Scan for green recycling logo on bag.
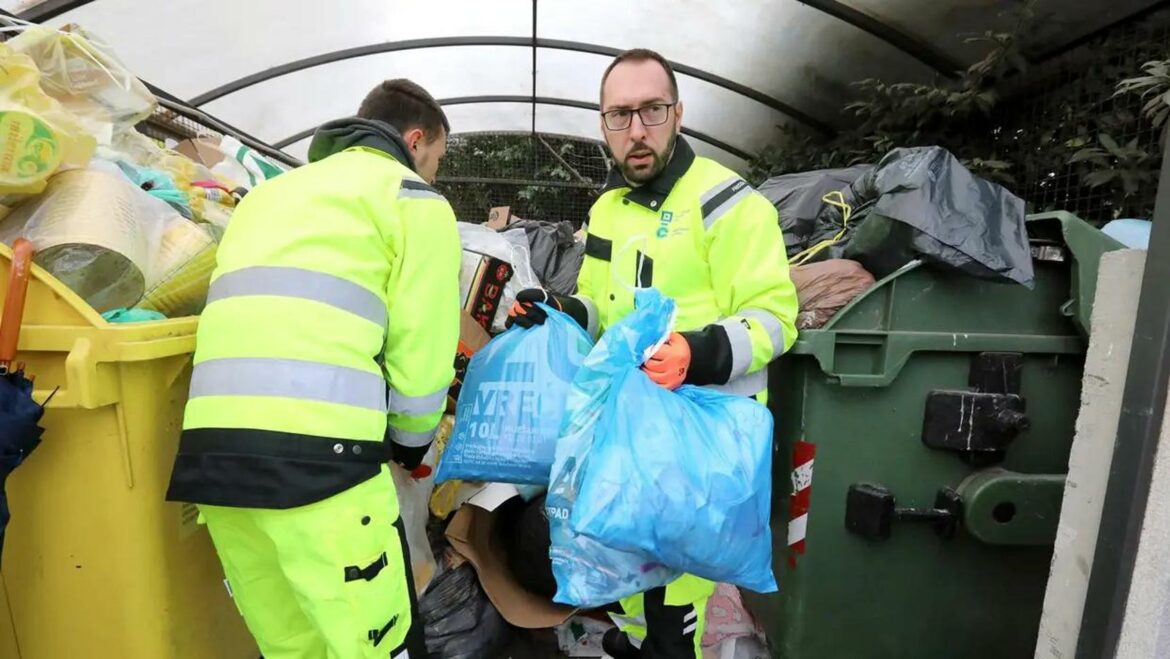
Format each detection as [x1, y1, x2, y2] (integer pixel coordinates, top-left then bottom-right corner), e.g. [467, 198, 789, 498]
[0, 110, 61, 187]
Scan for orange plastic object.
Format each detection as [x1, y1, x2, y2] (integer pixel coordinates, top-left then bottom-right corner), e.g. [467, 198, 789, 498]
[0, 238, 34, 372]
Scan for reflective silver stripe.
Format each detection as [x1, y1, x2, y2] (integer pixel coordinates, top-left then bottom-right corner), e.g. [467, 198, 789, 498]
[207, 266, 386, 327]
[703, 183, 752, 229]
[683, 605, 699, 635]
[705, 368, 768, 398]
[700, 176, 740, 208]
[388, 384, 448, 417]
[398, 179, 446, 201]
[392, 650, 410, 659]
[717, 317, 753, 380]
[574, 294, 600, 338]
[740, 308, 786, 356]
[387, 424, 437, 448]
[189, 357, 388, 412]
[609, 611, 647, 632]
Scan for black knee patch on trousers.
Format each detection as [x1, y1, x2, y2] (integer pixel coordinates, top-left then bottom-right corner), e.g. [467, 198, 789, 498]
[640, 586, 700, 659]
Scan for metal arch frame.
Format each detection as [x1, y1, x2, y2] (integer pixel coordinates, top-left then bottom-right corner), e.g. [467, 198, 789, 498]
[12, 0, 95, 22]
[273, 95, 755, 162]
[1030, 0, 1170, 63]
[186, 36, 836, 135]
[794, 0, 963, 75]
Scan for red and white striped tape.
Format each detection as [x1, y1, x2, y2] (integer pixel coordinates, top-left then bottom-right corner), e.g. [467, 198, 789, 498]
[787, 440, 816, 569]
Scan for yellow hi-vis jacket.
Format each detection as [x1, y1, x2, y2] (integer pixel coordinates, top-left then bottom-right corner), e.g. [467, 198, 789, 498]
[167, 118, 461, 509]
[573, 138, 798, 399]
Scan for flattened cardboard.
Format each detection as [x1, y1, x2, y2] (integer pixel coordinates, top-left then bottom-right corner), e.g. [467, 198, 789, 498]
[175, 137, 227, 168]
[446, 503, 576, 629]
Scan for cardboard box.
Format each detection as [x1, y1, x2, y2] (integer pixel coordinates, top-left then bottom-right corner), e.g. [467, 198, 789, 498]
[446, 499, 576, 629]
[459, 252, 513, 331]
[175, 137, 227, 169]
[486, 206, 512, 230]
[447, 311, 491, 413]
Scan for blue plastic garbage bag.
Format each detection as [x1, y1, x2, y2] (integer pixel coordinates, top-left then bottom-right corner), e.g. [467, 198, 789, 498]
[437, 304, 593, 485]
[572, 351, 778, 593]
[566, 289, 776, 592]
[547, 289, 681, 608]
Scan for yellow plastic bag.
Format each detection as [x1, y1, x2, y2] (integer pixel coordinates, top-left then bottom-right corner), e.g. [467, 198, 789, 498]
[157, 155, 238, 229]
[7, 24, 157, 142]
[0, 42, 95, 209]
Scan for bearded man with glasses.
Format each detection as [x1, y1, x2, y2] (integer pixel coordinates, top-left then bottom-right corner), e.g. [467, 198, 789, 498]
[508, 48, 798, 658]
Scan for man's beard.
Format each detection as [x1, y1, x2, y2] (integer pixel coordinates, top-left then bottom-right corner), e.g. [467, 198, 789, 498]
[620, 131, 677, 185]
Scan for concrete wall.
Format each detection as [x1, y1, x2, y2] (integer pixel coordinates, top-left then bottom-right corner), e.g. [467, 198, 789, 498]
[1035, 250, 1146, 658]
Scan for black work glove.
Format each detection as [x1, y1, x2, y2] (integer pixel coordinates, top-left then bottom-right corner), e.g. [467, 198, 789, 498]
[506, 288, 561, 329]
[506, 288, 593, 333]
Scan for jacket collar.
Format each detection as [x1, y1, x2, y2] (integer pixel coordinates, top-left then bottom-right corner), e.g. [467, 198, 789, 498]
[306, 117, 417, 172]
[601, 137, 696, 210]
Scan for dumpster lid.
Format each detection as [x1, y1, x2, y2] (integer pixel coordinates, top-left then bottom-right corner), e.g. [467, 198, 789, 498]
[1026, 212, 1125, 338]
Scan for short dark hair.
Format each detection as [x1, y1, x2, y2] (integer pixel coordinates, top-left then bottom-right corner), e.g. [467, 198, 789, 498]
[599, 48, 679, 105]
[358, 79, 450, 141]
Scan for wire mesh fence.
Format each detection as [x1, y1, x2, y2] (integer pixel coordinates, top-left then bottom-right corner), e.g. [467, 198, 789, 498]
[989, 9, 1169, 222]
[138, 108, 224, 144]
[435, 132, 611, 226]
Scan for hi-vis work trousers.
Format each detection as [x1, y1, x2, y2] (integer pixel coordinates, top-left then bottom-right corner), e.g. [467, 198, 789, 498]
[198, 467, 424, 659]
[612, 574, 716, 658]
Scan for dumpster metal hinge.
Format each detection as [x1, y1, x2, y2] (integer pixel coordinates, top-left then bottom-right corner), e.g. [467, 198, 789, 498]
[921, 352, 1030, 464]
[845, 482, 962, 542]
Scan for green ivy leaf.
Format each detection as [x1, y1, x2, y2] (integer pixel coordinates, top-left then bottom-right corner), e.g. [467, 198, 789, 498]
[1084, 170, 1118, 187]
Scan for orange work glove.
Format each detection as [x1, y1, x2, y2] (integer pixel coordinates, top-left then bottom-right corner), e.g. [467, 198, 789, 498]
[642, 332, 692, 390]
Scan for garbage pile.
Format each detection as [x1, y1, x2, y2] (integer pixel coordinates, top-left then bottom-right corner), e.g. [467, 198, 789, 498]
[761, 146, 1037, 331]
[761, 146, 1033, 287]
[0, 24, 287, 320]
[406, 209, 773, 657]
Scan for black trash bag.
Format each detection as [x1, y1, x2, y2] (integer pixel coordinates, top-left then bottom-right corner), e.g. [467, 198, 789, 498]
[789, 147, 1033, 287]
[500, 220, 585, 296]
[496, 494, 557, 600]
[757, 165, 874, 258]
[844, 147, 1033, 287]
[799, 168, 881, 263]
[420, 535, 513, 659]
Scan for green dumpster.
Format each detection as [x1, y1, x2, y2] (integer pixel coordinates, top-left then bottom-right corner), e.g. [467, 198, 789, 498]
[746, 213, 1123, 658]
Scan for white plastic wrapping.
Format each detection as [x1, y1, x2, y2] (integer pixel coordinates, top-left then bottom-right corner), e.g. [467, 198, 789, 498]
[390, 433, 444, 597]
[0, 166, 171, 313]
[457, 222, 539, 332]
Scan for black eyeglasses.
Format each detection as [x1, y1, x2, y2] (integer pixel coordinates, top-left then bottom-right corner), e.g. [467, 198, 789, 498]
[601, 103, 676, 131]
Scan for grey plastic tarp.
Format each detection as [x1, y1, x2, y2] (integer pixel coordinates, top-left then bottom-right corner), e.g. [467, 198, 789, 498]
[760, 146, 1034, 287]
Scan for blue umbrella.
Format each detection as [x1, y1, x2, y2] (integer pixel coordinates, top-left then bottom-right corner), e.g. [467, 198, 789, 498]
[0, 238, 47, 562]
[0, 367, 47, 561]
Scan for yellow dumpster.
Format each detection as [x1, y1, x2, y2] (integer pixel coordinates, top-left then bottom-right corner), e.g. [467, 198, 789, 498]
[0, 243, 256, 658]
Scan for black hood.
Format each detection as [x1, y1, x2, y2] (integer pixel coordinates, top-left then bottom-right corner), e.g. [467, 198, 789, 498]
[306, 117, 416, 171]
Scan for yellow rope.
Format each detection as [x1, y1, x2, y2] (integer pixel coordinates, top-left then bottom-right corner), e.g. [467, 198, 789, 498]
[791, 191, 854, 266]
